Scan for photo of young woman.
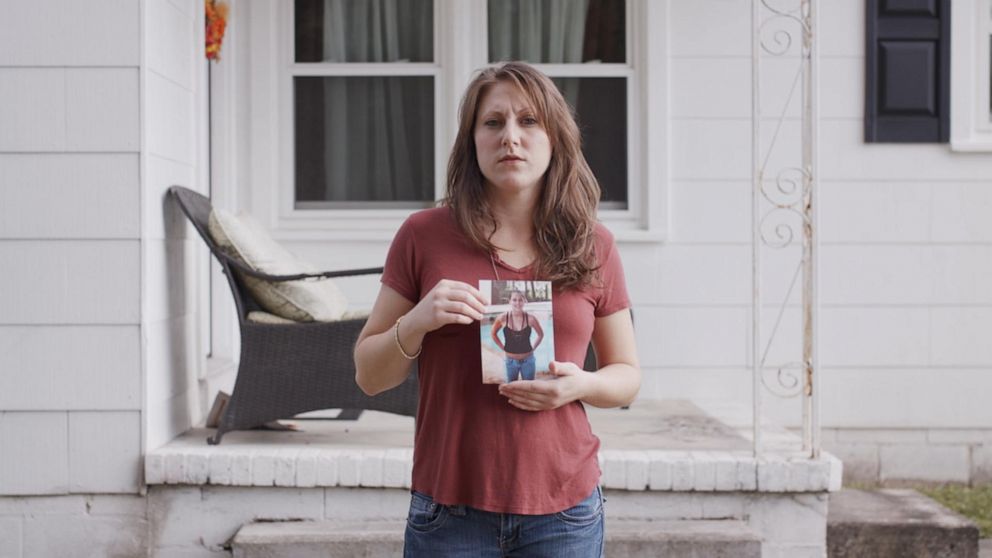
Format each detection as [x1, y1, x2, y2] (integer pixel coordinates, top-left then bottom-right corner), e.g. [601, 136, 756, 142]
[480, 280, 554, 383]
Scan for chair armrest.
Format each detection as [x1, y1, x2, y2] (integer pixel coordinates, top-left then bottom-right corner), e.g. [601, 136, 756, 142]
[215, 251, 383, 282]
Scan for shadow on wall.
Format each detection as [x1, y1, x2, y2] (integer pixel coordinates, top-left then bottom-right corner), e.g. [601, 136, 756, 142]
[153, 187, 208, 447]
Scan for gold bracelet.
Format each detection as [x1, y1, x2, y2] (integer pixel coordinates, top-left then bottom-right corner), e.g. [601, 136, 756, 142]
[394, 315, 422, 359]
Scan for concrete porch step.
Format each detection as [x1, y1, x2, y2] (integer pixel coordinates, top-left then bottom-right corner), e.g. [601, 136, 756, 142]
[231, 518, 762, 558]
[606, 519, 762, 557]
[828, 489, 979, 558]
[232, 520, 405, 558]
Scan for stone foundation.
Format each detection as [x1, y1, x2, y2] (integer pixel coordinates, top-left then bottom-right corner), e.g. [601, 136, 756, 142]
[821, 428, 992, 486]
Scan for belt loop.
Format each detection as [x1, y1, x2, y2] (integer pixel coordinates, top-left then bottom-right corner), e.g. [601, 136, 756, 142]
[448, 504, 467, 516]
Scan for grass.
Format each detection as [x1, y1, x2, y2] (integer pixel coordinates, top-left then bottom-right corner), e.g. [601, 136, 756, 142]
[919, 485, 992, 538]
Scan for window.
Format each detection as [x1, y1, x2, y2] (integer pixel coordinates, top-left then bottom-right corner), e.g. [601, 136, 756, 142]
[292, 0, 629, 209]
[230, 0, 666, 239]
[293, 0, 436, 209]
[951, 0, 992, 150]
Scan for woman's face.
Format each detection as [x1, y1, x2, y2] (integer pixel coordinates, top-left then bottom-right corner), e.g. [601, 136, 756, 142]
[474, 81, 552, 197]
[509, 292, 527, 311]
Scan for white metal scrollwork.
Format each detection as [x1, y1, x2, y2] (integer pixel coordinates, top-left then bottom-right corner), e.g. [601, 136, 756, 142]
[752, 0, 819, 458]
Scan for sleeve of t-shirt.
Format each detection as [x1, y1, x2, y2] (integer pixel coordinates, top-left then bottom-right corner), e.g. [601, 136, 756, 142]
[381, 216, 420, 304]
[594, 227, 631, 318]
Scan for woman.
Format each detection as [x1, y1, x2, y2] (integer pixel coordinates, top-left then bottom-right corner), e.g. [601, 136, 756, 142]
[490, 289, 545, 382]
[354, 61, 639, 557]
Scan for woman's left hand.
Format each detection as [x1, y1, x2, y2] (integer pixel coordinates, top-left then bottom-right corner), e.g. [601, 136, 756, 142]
[497, 361, 589, 411]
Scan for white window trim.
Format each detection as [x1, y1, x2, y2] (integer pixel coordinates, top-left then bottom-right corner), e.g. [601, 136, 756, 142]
[951, 0, 992, 151]
[220, 0, 668, 242]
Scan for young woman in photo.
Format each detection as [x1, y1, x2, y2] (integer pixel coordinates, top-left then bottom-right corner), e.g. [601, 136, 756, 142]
[354, 61, 640, 557]
[490, 289, 546, 382]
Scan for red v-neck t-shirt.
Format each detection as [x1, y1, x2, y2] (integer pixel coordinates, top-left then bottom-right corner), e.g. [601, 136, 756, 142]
[381, 207, 630, 514]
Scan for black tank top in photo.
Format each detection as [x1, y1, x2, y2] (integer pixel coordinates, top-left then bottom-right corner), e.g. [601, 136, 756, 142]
[503, 311, 533, 354]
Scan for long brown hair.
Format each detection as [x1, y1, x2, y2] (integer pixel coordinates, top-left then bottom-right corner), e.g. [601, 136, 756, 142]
[443, 61, 601, 290]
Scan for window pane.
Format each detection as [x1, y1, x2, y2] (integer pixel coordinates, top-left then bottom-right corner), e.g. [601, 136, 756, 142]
[294, 76, 434, 206]
[295, 0, 433, 63]
[488, 0, 625, 63]
[552, 77, 627, 205]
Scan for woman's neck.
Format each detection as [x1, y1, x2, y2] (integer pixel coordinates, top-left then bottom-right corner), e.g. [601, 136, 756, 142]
[508, 309, 525, 328]
[492, 205, 534, 233]
[487, 189, 537, 258]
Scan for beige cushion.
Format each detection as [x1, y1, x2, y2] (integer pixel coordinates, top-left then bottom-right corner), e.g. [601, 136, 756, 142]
[247, 309, 370, 324]
[246, 311, 297, 324]
[208, 209, 348, 322]
[340, 309, 370, 320]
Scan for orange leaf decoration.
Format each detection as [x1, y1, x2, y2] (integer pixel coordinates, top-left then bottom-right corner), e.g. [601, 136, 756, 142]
[205, 0, 229, 61]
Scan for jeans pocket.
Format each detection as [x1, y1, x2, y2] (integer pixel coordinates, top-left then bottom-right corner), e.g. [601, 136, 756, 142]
[554, 486, 604, 527]
[406, 491, 448, 533]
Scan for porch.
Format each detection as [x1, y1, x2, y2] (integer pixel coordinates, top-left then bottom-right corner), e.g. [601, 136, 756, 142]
[147, 400, 840, 492]
[146, 400, 841, 556]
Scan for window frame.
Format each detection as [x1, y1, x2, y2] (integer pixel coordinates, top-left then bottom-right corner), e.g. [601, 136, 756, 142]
[229, 0, 668, 241]
[951, 0, 992, 151]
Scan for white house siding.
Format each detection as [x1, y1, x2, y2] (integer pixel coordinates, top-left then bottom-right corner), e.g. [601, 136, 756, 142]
[0, 0, 143, 498]
[661, 0, 992, 484]
[0, 0, 207, 552]
[143, 0, 211, 453]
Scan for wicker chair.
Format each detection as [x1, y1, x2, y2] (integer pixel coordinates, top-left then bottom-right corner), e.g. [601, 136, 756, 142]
[168, 186, 419, 444]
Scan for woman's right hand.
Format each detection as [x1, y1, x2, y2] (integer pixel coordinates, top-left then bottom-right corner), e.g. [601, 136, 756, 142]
[404, 279, 487, 336]
[355, 280, 487, 396]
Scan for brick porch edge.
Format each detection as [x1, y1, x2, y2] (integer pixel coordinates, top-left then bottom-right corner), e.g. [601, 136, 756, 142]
[145, 447, 843, 493]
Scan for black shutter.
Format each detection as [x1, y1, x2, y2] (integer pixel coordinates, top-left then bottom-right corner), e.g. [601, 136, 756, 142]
[865, 0, 950, 143]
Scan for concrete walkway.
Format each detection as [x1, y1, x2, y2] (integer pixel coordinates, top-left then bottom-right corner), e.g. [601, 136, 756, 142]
[981, 539, 992, 558]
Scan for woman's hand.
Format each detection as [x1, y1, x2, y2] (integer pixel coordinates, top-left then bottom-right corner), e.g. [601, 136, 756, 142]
[404, 279, 487, 338]
[497, 360, 589, 411]
[495, 309, 641, 410]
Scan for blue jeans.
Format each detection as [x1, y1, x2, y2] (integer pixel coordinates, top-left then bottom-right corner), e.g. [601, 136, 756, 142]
[505, 354, 536, 382]
[404, 486, 605, 557]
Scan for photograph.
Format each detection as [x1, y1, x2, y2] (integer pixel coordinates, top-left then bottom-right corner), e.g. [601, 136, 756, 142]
[479, 280, 556, 384]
